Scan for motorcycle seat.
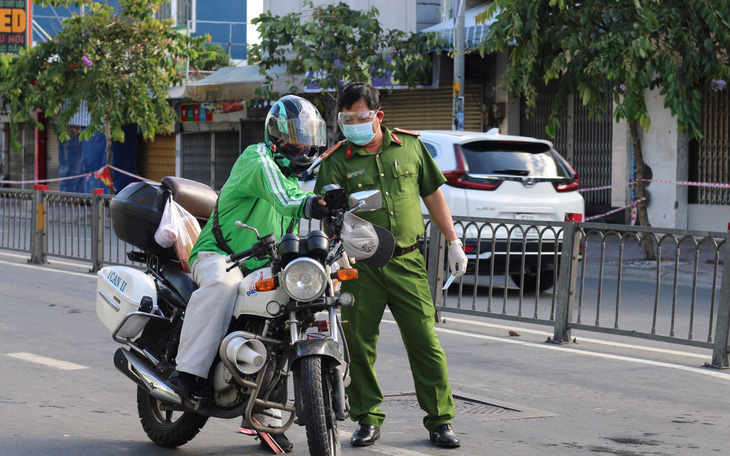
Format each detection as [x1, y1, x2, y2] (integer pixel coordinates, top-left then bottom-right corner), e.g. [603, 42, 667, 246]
[161, 176, 218, 227]
[160, 260, 198, 307]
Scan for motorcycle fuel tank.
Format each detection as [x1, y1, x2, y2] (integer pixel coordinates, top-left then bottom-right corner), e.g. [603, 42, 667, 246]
[233, 268, 288, 318]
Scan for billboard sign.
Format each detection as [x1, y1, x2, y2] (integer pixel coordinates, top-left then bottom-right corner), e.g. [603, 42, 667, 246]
[0, 0, 32, 54]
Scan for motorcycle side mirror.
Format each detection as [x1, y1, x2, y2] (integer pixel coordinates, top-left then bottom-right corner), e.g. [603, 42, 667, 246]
[349, 190, 382, 213]
[235, 221, 260, 238]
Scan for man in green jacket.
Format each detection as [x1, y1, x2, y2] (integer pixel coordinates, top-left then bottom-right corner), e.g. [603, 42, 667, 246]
[169, 95, 329, 453]
[314, 83, 468, 449]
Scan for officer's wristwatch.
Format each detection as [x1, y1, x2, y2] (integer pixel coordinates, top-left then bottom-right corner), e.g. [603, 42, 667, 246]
[447, 239, 463, 247]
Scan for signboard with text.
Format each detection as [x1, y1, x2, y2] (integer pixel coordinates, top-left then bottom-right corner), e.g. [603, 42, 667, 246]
[0, 0, 32, 54]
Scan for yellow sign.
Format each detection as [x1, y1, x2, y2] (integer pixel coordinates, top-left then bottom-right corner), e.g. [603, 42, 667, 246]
[452, 82, 461, 97]
[0, 1, 31, 54]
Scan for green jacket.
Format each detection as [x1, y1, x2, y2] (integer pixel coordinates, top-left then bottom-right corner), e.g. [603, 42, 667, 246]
[190, 143, 313, 270]
[314, 125, 446, 249]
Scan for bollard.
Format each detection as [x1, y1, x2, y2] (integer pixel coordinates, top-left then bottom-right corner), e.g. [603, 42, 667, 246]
[90, 188, 105, 273]
[550, 213, 582, 344]
[29, 185, 49, 264]
[707, 224, 730, 369]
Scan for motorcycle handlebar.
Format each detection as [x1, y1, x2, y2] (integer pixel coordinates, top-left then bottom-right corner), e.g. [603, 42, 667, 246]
[226, 248, 253, 264]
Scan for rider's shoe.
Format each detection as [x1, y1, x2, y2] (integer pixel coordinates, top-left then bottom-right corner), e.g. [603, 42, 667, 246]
[167, 371, 200, 399]
[259, 432, 293, 453]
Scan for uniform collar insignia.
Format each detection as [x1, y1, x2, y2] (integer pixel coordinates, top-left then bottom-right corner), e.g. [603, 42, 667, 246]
[345, 146, 354, 160]
[391, 131, 402, 145]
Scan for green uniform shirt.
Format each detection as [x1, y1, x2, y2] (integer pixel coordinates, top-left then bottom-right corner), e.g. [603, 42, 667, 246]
[314, 125, 446, 249]
[190, 143, 312, 270]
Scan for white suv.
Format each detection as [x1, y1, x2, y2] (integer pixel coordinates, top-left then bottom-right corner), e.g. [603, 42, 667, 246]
[300, 129, 584, 291]
[419, 129, 585, 291]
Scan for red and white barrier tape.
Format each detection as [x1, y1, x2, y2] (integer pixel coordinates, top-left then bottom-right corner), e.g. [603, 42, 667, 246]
[579, 178, 730, 193]
[579, 181, 637, 192]
[0, 172, 94, 185]
[640, 178, 730, 189]
[1, 166, 155, 186]
[107, 165, 158, 184]
[585, 197, 646, 222]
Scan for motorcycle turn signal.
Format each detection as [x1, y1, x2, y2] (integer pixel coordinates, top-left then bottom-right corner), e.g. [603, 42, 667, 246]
[332, 269, 358, 282]
[255, 277, 278, 292]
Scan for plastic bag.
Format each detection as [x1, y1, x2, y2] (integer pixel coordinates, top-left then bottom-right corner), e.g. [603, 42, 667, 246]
[154, 198, 201, 271]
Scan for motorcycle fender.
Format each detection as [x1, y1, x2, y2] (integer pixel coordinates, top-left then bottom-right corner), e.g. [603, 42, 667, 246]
[290, 339, 342, 369]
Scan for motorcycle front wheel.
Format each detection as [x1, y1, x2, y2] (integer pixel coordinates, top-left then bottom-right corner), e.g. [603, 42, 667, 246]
[136, 387, 208, 447]
[299, 356, 340, 455]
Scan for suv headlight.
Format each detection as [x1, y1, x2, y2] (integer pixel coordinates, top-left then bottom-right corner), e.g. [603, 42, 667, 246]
[281, 258, 327, 301]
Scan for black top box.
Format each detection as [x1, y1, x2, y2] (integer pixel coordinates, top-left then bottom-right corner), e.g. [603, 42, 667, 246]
[110, 181, 176, 258]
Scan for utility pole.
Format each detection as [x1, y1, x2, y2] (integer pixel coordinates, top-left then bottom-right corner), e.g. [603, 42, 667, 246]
[452, 0, 465, 131]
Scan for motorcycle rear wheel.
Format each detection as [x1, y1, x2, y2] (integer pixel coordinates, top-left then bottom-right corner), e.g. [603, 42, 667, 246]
[136, 387, 208, 447]
[299, 356, 340, 456]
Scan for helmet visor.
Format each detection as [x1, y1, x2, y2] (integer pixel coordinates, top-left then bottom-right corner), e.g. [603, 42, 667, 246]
[267, 116, 326, 147]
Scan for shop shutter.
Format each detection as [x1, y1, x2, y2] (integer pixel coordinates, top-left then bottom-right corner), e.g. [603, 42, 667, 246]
[379, 83, 484, 132]
[181, 133, 212, 187]
[213, 132, 240, 191]
[140, 134, 175, 183]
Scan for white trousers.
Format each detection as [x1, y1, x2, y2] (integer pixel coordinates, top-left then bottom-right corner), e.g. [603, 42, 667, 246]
[175, 252, 282, 427]
[176, 252, 242, 378]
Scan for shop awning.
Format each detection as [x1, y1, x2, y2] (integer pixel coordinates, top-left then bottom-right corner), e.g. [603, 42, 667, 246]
[182, 65, 287, 102]
[420, 6, 497, 50]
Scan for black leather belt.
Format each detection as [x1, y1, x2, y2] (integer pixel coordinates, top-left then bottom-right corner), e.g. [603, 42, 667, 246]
[392, 243, 419, 258]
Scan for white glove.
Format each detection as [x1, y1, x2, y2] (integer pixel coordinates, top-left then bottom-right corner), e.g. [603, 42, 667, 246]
[448, 239, 468, 277]
[336, 251, 355, 269]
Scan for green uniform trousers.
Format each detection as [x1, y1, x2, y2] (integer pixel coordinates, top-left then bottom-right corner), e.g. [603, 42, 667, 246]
[341, 249, 455, 430]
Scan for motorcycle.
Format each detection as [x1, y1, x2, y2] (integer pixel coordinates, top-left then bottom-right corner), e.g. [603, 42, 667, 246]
[95, 176, 393, 455]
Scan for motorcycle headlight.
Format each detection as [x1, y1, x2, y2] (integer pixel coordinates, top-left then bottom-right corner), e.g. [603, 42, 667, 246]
[281, 258, 327, 301]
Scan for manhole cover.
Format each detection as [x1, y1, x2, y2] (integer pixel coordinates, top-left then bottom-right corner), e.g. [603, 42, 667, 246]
[380, 392, 555, 421]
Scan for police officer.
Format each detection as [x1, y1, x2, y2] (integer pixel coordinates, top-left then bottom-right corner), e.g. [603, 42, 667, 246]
[314, 83, 468, 449]
[169, 95, 329, 453]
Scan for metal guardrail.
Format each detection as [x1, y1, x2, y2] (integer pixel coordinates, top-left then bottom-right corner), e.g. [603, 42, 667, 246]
[1, 188, 729, 368]
[0, 188, 135, 271]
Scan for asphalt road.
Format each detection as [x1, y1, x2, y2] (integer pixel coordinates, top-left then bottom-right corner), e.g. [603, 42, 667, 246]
[1, 251, 729, 456]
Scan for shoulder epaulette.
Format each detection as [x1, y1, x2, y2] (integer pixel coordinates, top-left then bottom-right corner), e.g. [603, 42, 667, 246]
[320, 141, 345, 161]
[393, 128, 421, 136]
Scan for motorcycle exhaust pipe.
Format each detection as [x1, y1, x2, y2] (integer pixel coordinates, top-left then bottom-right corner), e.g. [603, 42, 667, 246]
[113, 348, 183, 405]
[219, 332, 267, 375]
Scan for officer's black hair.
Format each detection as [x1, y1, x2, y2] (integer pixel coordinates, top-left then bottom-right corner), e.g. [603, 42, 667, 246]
[338, 83, 381, 111]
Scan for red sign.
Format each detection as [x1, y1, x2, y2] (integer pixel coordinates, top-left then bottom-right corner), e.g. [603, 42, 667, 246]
[0, 0, 31, 54]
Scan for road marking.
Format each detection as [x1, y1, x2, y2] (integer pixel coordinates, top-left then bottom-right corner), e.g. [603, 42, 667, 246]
[6, 352, 88, 371]
[0, 259, 95, 279]
[381, 320, 730, 380]
[339, 431, 428, 456]
[438, 315, 710, 360]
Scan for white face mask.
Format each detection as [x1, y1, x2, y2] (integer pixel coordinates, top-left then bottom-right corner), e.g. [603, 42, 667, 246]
[341, 120, 376, 146]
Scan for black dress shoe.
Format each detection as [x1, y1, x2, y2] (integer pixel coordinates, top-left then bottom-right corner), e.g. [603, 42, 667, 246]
[259, 432, 293, 453]
[351, 424, 380, 447]
[429, 423, 461, 448]
[168, 371, 199, 399]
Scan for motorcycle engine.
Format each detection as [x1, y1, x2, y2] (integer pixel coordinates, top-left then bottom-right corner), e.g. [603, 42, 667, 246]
[211, 361, 250, 407]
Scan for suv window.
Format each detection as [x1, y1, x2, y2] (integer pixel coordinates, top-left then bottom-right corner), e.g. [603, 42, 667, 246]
[423, 141, 439, 159]
[461, 141, 569, 178]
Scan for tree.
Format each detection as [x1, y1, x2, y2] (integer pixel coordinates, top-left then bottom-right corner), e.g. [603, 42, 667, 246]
[248, 0, 444, 146]
[2, 0, 207, 169]
[190, 43, 232, 71]
[477, 0, 730, 259]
